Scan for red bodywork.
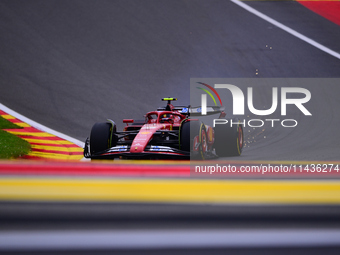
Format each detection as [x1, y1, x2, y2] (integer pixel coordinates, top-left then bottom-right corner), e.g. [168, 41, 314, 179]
[125, 110, 185, 154]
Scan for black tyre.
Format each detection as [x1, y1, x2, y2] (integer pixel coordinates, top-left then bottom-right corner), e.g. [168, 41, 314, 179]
[214, 119, 243, 157]
[180, 120, 206, 159]
[90, 122, 114, 155]
[197, 122, 208, 160]
[179, 120, 190, 152]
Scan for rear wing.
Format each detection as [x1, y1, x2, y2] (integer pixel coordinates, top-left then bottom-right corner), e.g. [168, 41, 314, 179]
[189, 106, 225, 116]
[157, 99, 225, 116]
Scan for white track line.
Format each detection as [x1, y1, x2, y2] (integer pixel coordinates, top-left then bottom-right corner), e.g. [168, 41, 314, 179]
[0, 103, 84, 148]
[1, 229, 340, 250]
[230, 0, 340, 60]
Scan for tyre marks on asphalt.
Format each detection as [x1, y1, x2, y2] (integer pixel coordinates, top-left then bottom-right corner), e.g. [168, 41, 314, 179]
[0, 110, 83, 160]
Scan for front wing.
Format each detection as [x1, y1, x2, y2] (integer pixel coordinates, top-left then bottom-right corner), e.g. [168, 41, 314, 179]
[83, 139, 190, 159]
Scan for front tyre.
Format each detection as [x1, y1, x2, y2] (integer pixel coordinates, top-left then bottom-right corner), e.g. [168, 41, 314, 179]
[179, 119, 190, 152]
[90, 122, 116, 155]
[180, 120, 206, 159]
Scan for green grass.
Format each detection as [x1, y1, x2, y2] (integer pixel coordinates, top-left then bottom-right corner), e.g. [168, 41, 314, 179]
[0, 116, 31, 159]
[0, 115, 20, 129]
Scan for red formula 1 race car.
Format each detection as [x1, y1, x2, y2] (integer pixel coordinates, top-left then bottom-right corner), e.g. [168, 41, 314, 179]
[83, 98, 243, 160]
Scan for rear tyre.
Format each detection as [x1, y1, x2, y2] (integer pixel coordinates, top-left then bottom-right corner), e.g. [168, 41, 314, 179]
[214, 119, 243, 157]
[90, 122, 114, 155]
[198, 122, 207, 160]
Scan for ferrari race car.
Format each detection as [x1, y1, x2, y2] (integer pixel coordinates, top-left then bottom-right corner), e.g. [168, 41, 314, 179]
[83, 98, 243, 160]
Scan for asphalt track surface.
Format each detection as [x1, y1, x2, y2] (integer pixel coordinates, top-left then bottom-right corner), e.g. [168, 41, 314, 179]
[1, 0, 340, 254]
